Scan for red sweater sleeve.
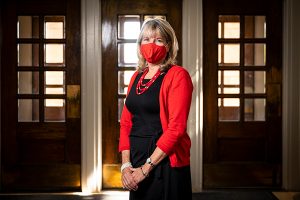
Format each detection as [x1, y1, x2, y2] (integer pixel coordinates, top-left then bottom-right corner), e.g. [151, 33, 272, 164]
[156, 69, 193, 155]
[119, 104, 133, 152]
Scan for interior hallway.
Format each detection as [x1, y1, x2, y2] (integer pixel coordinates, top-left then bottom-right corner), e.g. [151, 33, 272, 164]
[1, 0, 300, 196]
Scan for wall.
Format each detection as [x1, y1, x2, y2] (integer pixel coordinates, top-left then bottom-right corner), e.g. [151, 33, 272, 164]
[81, 0, 102, 193]
[283, 0, 300, 191]
[182, 0, 203, 192]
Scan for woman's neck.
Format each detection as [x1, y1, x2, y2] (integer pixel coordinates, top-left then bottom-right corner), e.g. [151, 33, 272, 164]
[148, 64, 160, 72]
[145, 64, 160, 79]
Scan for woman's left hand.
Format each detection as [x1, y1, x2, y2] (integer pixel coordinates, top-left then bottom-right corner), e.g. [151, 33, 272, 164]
[131, 167, 147, 184]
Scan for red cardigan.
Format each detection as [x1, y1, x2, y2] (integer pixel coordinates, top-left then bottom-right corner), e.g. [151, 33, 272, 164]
[119, 65, 193, 167]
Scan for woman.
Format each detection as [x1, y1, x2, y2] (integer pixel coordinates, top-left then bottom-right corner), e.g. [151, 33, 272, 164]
[119, 18, 193, 200]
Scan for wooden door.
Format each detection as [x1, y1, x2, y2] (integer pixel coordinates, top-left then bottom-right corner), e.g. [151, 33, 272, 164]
[203, 0, 282, 188]
[101, 0, 182, 188]
[1, 0, 81, 191]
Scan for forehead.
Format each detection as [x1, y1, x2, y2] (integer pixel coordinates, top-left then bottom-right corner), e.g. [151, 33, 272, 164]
[142, 26, 163, 38]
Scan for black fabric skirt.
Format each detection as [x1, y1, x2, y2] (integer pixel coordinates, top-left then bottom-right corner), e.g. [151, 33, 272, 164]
[129, 133, 192, 200]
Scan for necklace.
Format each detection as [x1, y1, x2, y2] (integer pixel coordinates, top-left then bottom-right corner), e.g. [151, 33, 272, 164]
[136, 67, 162, 95]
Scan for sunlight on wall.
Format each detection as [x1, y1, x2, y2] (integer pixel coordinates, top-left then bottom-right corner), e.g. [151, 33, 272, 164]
[81, 166, 102, 194]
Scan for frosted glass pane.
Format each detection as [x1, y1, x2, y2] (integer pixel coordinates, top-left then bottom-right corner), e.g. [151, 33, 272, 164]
[45, 99, 65, 122]
[18, 72, 39, 94]
[224, 98, 240, 107]
[219, 98, 240, 121]
[45, 22, 64, 39]
[244, 71, 266, 94]
[45, 44, 65, 66]
[118, 43, 138, 66]
[118, 70, 135, 94]
[219, 44, 240, 66]
[18, 44, 39, 66]
[218, 23, 222, 38]
[218, 70, 240, 94]
[218, 15, 240, 39]
[245, 16, 266, 38]
[45, 88, 64, 94]
[224, 44, 240, 64]
[224, 70, 239, 85]
[118, 15, 140, 39]
[18, 16, 39, 39]
[245, 98, 266, 121]
[224, 22, 240, 38]
[44, 16, 65, 39]
[45, 71, 64, 85]
[18, 99, 39, 122]
[244, 43, 266, 66]
[223, 88, 240, 94]
[45, 99, 64, 107]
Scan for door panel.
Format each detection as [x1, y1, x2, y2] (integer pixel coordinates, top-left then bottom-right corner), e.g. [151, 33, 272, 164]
[101, 0, 182, 189]
[203, 0, 282, 188]
[1, 0, 81, 191]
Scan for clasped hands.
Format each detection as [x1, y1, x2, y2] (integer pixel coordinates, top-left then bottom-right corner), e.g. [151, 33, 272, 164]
[121, 166, 148, 191]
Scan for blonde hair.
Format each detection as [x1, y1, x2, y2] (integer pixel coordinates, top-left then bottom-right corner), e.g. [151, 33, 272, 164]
[137, 18, 179, 72]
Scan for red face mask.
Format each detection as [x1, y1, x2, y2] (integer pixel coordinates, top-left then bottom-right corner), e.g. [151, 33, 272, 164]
[140, 43, 167, 64]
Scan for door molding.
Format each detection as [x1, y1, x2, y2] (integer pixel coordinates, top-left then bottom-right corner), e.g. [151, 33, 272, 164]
[183, 0, 203, 192]
[81, 0, 102, 193]
[283, 0, 300, 190]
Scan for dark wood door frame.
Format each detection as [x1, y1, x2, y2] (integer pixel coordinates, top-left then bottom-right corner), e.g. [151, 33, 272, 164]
[203, 0, 282, 188]
[0, 0, 81, 192]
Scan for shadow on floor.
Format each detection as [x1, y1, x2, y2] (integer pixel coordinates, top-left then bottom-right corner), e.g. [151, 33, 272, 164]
[294, 193, 300, 200]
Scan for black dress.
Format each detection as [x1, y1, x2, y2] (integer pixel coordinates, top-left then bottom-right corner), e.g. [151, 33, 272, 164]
[125, 71, 192, 200]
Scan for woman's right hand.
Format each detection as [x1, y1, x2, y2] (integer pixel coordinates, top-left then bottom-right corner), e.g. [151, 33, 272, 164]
[121, 167, 138, 191]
